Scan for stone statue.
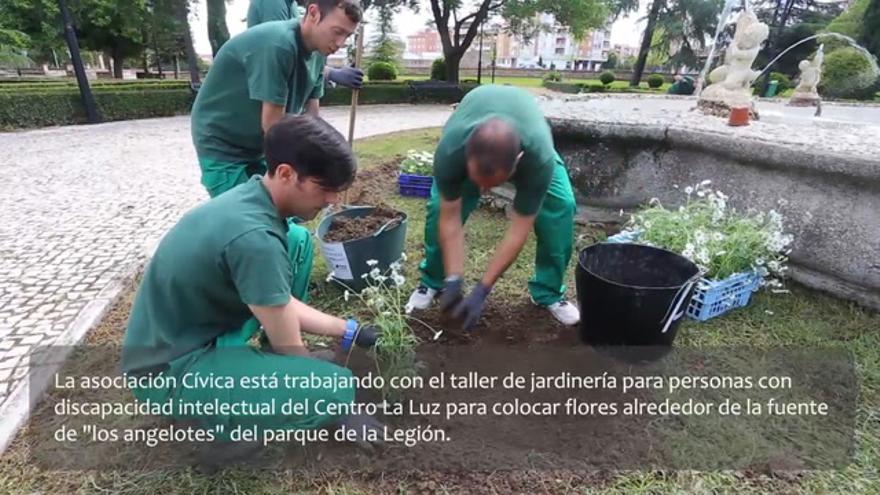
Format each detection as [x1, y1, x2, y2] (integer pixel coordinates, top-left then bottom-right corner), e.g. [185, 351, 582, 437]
[698, 11, 770, 118]
[789, 45, 824, 111]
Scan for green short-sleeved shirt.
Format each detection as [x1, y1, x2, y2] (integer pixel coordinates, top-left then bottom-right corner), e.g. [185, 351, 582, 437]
[122, 177, 292, 374]
[247, 0, 294, 27]
[433, 85, 557, 216]
[191, 19, 326, 162]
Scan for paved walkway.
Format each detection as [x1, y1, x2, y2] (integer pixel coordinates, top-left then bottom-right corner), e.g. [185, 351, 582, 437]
[0, 104, 452, 450]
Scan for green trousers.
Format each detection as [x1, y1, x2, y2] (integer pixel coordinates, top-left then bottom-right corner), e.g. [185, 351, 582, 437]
[199, 156, 313, 302]
[418, 153, 576, 306]
[133, 318, 355, 439]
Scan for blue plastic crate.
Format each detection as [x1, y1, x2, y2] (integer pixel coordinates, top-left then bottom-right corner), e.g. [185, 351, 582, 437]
[604, 230, 762, 321]
[398, 173, 433, 198]
[686, 270, 762, 321]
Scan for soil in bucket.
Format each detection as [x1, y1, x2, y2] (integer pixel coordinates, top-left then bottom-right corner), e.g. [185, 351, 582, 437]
[323, 204, 405, 242]
[576, 243, 700, 359]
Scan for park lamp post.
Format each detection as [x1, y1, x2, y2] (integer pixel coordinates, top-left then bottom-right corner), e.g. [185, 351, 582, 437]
[58, 0, 101, 123]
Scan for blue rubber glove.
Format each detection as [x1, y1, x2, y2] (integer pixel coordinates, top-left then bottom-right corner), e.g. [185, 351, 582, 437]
[451, 282, 491, 331]
[328, 67, 364, 89]
[438, 277, 464, 314]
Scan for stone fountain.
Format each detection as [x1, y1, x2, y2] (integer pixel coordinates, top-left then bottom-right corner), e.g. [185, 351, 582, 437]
[697, 11, 770, 118]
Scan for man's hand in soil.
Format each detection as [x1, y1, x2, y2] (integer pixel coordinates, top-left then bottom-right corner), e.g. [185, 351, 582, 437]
[438, 277, 464, 314]
[355, 324, 380, 348]
[451, 282, 491, 331]
[327, 67, 364, 89]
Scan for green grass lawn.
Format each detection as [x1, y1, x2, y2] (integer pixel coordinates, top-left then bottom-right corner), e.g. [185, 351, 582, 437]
[1, 128, 876, 493]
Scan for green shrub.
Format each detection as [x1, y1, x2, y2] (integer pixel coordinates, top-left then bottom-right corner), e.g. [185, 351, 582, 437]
[430, 58, 446, 81]
[768, 71, 793, 92]
[584, 83, 606, 92]
[367, 61, 398, 81]
[542, 70, 563, 83]
[599, 71, 615, 86]
[647, 73, 665, 88]
[820, 47, 879, 100]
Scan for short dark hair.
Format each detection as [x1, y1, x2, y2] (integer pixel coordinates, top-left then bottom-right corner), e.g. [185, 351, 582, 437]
[464, 118, 521, 177]
[307, 0, 362, 23]
[265, 115, 357, 191]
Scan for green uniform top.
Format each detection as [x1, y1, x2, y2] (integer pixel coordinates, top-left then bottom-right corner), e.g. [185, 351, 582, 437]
[122, 177, 292, 374]
[433, 85, 557, 216]
[247, 0, 297, 27]
[191, 19, 326, 162]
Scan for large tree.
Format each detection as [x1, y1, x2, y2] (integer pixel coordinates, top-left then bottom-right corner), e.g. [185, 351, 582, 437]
[206, 0, 230, 56]
[628, 0, 721, 86]
[0, 0, 65, 66]
[864, 0, 880, 58]
[72, 0, 148, 78]
[368, 3, 405, 68]
[424, 0, 609, 83]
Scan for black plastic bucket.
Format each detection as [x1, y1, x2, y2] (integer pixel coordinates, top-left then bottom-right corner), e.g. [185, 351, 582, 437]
[316, 206, 408, 293]
[576, 243, 701, 349]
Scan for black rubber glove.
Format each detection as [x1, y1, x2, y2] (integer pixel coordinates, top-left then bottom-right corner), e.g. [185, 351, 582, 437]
[328, 67, 364, 89]
[438, 277, 464, 314]
[355, 324, 380, 348]
[452, 282, 491, 331]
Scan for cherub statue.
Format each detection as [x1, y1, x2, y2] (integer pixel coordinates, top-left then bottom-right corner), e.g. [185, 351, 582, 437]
[790, 45, 824, 107]
[698, 11, 770, 116]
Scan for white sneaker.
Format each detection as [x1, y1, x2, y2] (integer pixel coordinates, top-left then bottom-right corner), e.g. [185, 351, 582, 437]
[546, 300, 581, 326]
[406, 285, 437, 313]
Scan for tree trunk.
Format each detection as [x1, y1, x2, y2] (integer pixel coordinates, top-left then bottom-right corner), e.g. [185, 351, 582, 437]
[174, 55, 180, 79]
[630, 0, 664, 87]
[177, 2, 201, 84]
[207, 0, 230, 57]
[445, 51, 462, 83]
[112, 45, 124, 79]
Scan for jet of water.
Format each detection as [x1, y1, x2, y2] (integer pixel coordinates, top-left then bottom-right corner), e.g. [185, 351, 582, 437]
[754, 32, 880, 83]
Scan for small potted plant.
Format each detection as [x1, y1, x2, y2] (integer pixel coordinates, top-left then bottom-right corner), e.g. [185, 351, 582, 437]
[606, 180, 793, 321]
[398, 150, 434, 198]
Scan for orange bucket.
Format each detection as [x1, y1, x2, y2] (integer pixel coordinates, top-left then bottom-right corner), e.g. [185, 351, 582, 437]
[728, 107, 750, 126]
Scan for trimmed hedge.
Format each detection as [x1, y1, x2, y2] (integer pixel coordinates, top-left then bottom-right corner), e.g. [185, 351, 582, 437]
[542, 80, 583, 93]
[0, 81, 478, 129]
[599, 71, 615, 85]
[0, 88, 193, 129]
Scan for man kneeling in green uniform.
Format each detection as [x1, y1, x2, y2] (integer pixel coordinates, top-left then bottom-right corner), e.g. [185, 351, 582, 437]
[123, 115, 380, 463]
[190, 0, 362, 301]
[406, 85, 581, 328]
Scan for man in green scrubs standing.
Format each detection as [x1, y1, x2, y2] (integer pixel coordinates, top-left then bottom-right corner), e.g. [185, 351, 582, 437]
[190, 0, 362, 302]
[406, 85, 581, 328]
[246, 0, 364, 89]
[124, 115, 380, 461]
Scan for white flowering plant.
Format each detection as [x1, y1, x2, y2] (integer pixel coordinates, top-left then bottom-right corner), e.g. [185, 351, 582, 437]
[327, 253, 422, 399]
[399, 149, 434, 176]
[625, 181, 793, 288]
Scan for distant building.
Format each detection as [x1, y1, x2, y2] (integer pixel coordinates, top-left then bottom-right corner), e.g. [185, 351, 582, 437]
[494, 14, 612, 70]
[406, 28, 441, 55]
[612, 44, 639, 59]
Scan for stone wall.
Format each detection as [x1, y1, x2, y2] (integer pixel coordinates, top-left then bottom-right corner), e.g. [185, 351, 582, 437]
[546, 108, 880, 311]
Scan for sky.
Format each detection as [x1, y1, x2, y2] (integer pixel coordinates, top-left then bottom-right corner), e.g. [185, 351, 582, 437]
[190, 0, 649, 57]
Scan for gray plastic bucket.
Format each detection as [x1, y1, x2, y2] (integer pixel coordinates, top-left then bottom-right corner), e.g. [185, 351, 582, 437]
[316, 206, 408, 292]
